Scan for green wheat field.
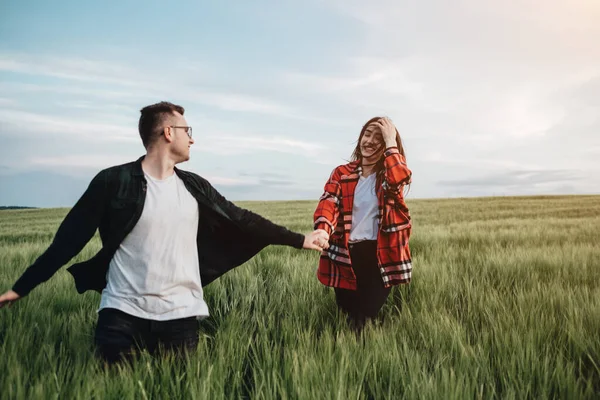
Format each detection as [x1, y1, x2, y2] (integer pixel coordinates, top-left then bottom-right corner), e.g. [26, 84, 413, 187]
[1, 196, 599, 399]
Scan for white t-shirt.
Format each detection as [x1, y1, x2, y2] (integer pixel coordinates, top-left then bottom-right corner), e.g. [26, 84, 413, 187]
[99, 172, 209, 321]
[349, 173, 379, 242]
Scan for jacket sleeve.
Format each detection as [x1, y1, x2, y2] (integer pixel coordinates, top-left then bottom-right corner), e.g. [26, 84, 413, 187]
[203, 180, 305, 249]
[382, 147, 412, 202]
[313, 167, 342, 236]
[12, 170, 108, 297]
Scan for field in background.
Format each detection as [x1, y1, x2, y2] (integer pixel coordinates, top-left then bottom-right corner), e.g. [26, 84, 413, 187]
[1, 195, 599, 399]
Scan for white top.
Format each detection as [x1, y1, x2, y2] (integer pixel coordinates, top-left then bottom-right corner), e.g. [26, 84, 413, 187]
[349, 173, 379, 242]
[99, 172, 209, 321]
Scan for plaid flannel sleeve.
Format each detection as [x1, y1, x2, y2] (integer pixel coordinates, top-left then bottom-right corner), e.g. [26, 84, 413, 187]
[382, 147, 412, 199]
[313, 168, 342, 236]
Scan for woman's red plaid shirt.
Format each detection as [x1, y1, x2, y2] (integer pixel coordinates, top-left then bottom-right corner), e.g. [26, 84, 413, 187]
[314, 147, 412, 290]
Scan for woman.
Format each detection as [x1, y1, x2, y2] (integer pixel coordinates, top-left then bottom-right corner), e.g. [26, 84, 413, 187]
[313, 117, 412, 331]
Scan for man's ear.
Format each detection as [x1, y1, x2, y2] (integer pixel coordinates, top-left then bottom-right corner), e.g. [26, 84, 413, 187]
[163, 126, 173, 143]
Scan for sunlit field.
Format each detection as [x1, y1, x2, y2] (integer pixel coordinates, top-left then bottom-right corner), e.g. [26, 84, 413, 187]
[1, 195, 599, 399]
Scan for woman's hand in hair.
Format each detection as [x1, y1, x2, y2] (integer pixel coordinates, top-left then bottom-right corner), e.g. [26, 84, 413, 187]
[376, 117, 398, 149]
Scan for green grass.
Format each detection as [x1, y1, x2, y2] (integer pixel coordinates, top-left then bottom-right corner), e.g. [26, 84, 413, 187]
[1, 195, 599, 399]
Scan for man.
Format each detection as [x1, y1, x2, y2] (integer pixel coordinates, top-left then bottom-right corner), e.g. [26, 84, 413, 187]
[0, 101, 329, 363]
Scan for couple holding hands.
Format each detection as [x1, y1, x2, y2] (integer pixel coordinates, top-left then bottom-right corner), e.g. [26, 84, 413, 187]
[0, 101, 412, 364]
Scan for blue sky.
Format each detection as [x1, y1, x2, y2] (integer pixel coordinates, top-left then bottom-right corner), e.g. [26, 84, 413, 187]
[1, 0, 599, 207]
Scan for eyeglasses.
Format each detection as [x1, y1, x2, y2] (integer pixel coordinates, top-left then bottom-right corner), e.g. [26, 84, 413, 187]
[169, 126, 193, 138]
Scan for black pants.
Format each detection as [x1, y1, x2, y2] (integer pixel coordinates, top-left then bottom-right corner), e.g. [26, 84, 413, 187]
[334, 240, 391, 331]
[94, 308, 200, 364]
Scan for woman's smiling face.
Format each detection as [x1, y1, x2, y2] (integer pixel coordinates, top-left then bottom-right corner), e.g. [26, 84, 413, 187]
[360, 122, 384, 160]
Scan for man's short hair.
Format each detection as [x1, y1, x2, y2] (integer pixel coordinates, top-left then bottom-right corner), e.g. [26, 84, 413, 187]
[138, 101, 185, 148]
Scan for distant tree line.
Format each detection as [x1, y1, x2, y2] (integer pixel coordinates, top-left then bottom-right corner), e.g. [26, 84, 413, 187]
[0, 206, 37, 210]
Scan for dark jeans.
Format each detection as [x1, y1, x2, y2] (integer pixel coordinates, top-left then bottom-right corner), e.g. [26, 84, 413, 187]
[94, 308, 200, 364]
[334, 240, 391, 331]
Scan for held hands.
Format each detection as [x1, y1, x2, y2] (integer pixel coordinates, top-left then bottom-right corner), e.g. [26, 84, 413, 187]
[303, 229, 330, 251]
[0, 290, 21, 309]
[374, 117, 398, 148]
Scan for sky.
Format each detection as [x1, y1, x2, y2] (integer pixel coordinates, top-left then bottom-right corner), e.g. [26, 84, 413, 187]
[1, 0, 599, 207]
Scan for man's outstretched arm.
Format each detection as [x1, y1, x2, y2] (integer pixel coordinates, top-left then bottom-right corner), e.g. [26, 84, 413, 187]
[203, 179, 329, 251]
[0, 170, 108, 305]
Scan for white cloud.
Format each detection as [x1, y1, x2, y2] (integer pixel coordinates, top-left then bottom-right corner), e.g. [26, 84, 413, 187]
[0, 55, 147, 87]
[182, 91, 297, 116]
[2, 1, 599, 201]
[0, 109, 137, 142]
[204, 176, 259, 186]
[198, 133, 326, 157]
[0, 53, 309, 119]
[29, 155, 134, 169]
[0, 97, 18, 106]
[0, 81, 146, 100]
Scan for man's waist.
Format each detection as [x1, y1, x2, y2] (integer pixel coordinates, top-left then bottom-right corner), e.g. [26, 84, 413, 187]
[99, 289, 208, 321]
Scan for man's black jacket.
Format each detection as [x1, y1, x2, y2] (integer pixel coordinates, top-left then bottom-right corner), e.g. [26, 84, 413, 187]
[12, 157, 304, 296]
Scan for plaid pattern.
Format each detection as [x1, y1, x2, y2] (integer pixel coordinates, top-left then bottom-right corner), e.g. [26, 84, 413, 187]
[314, 147, 412, 290]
